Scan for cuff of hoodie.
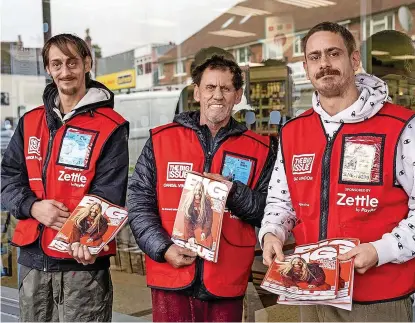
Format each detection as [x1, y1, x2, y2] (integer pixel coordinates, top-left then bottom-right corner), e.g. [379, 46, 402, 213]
[19, 195, 40, 220]
[258, 225, 286, 249]
[370, 235, 398, 267]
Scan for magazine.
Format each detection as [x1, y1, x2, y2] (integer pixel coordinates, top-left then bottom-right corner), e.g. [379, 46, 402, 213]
[171, 171, 232, 263]
[275, 238, 360, 311]
[261, 244, 340, 300]
[48, 195, 128, 255]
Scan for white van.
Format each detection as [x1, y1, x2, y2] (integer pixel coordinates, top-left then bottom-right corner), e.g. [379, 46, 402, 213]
[114, 91, 181, 167]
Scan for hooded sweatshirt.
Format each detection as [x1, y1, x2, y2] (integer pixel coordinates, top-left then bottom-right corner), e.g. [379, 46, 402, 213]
[259, 74, 415, 268]
[1, 80, 130, 271]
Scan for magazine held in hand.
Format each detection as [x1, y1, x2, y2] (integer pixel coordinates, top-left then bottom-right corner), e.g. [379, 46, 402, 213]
[261, 238, 359, 311]
[48, 195, 128, 255]
[171, 171, 232, 263]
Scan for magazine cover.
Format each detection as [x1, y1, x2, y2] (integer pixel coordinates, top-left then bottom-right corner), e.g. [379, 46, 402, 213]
[48, 195, 128, 255]
[171, 171, 232, 263]
[261, 245, 339, 300]
[277, 238, 360, 310]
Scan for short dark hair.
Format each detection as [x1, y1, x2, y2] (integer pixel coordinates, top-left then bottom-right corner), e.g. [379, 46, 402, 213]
[42, 33, 93, 85]
[302, 22, 357, 57]
[191, 56, 244, 90]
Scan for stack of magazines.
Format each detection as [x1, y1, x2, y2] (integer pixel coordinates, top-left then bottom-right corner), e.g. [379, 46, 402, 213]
[261, 238, 359, 310]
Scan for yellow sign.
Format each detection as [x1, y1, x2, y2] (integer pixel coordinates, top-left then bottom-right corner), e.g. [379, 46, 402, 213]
[96, 69, 136, 91]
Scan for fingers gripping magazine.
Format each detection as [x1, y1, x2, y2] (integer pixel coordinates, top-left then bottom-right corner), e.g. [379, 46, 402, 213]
[263, 238, 359, 311]
[171, 171, 232, 263]
[48, 195, 128, 255]
[261, 244, 340, 300]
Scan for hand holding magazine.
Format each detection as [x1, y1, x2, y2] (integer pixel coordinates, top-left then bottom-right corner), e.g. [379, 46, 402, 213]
[262, 238, 359, 311]
[171, 171, 232, 263]
[48, 195, 128, 255]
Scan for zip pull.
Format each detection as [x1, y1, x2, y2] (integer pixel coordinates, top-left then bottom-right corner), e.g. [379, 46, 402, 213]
[89, 110, 94, 117]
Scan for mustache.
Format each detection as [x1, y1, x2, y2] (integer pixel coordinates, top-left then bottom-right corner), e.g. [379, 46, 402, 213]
[316, 68, 340, 79]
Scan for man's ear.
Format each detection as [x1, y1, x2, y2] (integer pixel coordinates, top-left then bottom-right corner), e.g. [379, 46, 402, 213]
[303, 60, 310, 80]
[351, 50, 361, 72]
[84, 56, 92, 73]
[234, 88, 243, 105]
[194, 84, 201, 102]
[46, 66, 51, 76]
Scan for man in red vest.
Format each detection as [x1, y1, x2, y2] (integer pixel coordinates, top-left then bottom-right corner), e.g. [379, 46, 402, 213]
[1, 34, 129, 321]
[260, 21, 415, 321]
[128, 47, 277, 322]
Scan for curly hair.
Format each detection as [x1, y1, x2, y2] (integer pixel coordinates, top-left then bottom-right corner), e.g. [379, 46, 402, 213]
[191, 55, 244, 90]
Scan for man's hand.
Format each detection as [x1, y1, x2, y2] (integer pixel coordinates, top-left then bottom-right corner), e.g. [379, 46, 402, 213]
[337, 243, 379, 274]
[263, 233, 285, 266]
[31, 200, 71, 231]
[164, 244, 197, 268]
[68, 243, 109, 265]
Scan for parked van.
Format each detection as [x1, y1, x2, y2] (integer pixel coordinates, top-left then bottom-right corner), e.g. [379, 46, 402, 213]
[114, 91, 181, 167]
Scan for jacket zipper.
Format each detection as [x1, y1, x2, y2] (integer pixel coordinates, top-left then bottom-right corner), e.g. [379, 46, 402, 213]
[318, 127, 342, 240]
[193, 130, 226, 297]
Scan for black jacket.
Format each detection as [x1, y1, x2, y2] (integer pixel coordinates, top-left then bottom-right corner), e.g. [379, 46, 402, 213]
[127, 111, 277, 300]
[1, 80, 129, 272]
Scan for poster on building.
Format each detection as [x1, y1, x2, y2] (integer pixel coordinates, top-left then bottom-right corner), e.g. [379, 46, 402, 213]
[264, 16, 295, 61]
[96, 69, 136, 91]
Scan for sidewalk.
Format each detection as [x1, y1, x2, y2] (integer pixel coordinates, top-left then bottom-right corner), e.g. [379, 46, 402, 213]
[0, 286, 151, 322]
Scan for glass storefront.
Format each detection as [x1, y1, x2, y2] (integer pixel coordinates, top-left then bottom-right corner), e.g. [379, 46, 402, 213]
[1, 0, 415, 320]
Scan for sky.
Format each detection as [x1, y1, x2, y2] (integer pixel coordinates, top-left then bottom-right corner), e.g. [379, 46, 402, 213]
[1, 0, 240, 56]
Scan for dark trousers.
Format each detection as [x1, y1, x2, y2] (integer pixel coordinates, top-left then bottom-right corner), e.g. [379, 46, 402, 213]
[151, 288, 244, 322]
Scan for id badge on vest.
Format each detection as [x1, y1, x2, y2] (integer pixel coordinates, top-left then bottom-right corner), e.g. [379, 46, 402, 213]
[220, 151, 257, 186]
[339, 134, 385, 185]
[57, 127, 99, 170]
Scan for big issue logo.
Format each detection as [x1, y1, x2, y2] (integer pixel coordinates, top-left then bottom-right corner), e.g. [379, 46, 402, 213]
[292, 154, 315, 175]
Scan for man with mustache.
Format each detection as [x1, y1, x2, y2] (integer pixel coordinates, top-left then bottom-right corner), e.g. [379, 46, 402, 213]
[260, 22, 415, 321]
[1, 34, 129, 321]
[128, 47, 277, 322]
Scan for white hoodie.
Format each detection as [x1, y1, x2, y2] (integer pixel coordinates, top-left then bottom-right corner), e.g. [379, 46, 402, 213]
[259, 73, 415, 266]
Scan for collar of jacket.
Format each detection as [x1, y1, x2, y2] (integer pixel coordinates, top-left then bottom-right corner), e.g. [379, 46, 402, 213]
[42, 80, 114, 131]
[173, 111, 247, 139]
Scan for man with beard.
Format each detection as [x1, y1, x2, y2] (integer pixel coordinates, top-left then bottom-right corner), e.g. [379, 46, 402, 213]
[260, 22, 415, 321]
[1, 34, 129, 321]
[128, 47, 277, 322]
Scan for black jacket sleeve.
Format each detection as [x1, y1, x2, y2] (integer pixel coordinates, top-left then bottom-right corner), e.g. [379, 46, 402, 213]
[226, 137, 278, 227]
[127, 138, 173, 263]
[1, 117, 39, 219]
[88, 123, 129, 207]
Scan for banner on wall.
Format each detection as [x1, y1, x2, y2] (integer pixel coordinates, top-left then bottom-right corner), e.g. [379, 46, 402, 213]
[96, 69, 136, 91]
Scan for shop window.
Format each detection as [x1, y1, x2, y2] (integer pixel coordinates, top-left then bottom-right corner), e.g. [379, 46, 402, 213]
[370, 13, 394, 35]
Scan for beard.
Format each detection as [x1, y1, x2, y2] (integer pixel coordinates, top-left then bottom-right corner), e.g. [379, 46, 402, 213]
[313, 68, 354, 98]
[59, 85, 78, 95]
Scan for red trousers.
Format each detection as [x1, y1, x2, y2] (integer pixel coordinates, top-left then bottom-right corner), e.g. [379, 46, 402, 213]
[151, 289, 244, 322]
